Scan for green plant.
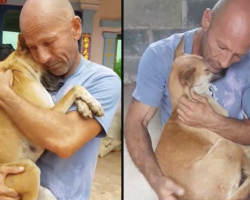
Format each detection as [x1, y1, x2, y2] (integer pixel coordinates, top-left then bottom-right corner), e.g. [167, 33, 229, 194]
[114, 58, 122, 79]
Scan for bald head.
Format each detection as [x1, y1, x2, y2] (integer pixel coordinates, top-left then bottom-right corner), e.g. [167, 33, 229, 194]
[17, 0, 82, 76]
[210, 0, 250, 28]
[20, 0, 75, 31]
[198, 0, 250, 73]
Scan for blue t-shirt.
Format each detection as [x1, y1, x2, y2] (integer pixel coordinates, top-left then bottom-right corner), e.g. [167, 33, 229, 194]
[36, 56, 121, 200]
[133, 29, 250, 126]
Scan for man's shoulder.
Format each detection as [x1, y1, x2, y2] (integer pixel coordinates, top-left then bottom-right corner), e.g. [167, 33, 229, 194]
[67, 57, 120, 85]
[147, 29, 196, 56]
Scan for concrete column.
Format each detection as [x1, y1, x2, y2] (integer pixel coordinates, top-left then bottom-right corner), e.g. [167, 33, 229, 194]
[80, 0, 100, 60]
[102, 33, 117, 69]
[99, 19, 121, 68]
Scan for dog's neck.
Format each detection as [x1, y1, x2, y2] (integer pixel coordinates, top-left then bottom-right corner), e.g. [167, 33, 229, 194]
[169, 78, 210, 111]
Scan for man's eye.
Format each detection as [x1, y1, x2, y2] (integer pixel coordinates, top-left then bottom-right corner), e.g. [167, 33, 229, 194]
[29, 46, 37, 50]
[44, 41, 54, 47]
[44, 42, 50, 47]
[236, 55, 244, 59]
[219, 45, 226, 50]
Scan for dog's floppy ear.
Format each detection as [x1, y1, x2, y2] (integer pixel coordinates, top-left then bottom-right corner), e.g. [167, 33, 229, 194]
[17, 33, 29, 54]
[179, 66, 196, 86]
[174, 36, 185, 60]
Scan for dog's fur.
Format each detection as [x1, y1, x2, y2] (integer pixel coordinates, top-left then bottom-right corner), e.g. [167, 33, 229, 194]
[0, 34, 104, 200]
[155, 38, 250, 200]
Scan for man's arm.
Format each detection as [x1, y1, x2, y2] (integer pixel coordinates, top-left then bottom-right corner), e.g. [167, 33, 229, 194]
[177, 89, 250, 144]
[125, 98, 185, 200]
[0, 84, 102, 158]
[125, 98, 161, 178]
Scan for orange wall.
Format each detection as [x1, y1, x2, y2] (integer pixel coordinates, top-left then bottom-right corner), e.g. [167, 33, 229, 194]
[90, 0, 121, 65]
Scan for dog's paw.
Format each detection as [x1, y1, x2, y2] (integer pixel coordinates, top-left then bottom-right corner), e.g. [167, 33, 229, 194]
[73, 86, 104, 117]
[75, 99, 93, 119]
[87, 98, 104, 117]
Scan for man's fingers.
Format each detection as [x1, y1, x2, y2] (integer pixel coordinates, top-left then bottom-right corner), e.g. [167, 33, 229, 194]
[5, 69, 13, 86]
[0, 166, 24, 176]
[164, 179, 185, 196]
[177, 108, 189, 122]
[3, 187, 20, 198]
[177, 102, 191, 116]
[0, 187, 19, 198]
[178, 115, 185, 123]
[0, 196, 21, 200]
[162, 196, 177, 200]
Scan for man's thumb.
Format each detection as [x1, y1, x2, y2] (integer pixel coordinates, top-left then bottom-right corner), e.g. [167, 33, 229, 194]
[164, 179, 185, 196]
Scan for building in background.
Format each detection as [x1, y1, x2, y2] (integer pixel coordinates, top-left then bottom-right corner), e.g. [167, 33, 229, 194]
[0, 0, 121, 70]
[124, 0, 218, 84]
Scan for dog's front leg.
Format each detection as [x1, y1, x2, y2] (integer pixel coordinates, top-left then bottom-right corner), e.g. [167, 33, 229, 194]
[203, 95, 229, 117]
[50, 85, 104, 118]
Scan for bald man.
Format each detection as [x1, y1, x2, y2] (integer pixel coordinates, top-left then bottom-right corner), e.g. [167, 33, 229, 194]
[125, 0, 250, 199]
[0, 0, 121, 200]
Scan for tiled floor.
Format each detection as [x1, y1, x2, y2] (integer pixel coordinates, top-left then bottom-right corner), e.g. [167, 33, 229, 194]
[90, 151, 121, 200]
[123, 84, 162, 200]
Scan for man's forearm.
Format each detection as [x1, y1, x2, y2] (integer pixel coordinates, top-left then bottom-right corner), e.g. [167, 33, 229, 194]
[125, 122, 162, 181]
[0, 87, 74, 154]
[207, 114, 250, 144]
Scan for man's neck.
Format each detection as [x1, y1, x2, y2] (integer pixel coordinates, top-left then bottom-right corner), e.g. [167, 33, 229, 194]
[63, 53, 81, 78]
[192, 28, 205, 56]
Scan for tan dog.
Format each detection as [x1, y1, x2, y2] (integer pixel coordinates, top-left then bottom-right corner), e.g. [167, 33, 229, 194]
[0, 34, 104, 200]
[155, 38, 250, 200]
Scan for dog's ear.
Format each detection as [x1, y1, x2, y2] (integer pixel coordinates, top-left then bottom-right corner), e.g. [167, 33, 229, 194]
[17, 33, 29, 54]
[179, 66, 196, 86]
[174, 36, 185, 60]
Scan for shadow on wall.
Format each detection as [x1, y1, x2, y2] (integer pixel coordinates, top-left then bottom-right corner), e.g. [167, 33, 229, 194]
[0, 44, 15, 61]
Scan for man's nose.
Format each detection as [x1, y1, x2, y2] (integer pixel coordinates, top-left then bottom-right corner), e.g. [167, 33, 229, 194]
[37, 46, 51, 64]
[220, 53, 232, 69]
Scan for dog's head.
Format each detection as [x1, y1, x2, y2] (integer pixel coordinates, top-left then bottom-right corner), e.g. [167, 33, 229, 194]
[4, 34, 63, 91]
[169, 37, 227, 106]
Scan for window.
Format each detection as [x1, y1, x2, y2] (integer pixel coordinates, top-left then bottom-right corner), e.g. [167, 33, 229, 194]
[114, 34, 121, 79]
[2, 9, 21, 49]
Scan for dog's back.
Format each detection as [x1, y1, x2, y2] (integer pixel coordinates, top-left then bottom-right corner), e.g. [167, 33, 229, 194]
[0, 39, 55, 164]
[156, 111, 250, 200]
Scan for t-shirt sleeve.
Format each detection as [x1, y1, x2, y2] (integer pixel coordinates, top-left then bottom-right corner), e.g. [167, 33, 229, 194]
[133, 46, 170, 108]
[67, 75, 121, 138]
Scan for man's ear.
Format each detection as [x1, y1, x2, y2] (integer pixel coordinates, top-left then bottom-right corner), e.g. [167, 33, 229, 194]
[174, 36, 185, 60]
[17, 33, 29, 55]
[179, 67, 196, 86]
[71, 16, 82, 41]
[201, 8, 212, 31]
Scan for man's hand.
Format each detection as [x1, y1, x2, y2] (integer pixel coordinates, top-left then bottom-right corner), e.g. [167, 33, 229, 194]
[177, 89, 219, 128]
[0, 165, 24, 200]
[150, 175, 185, 200]
[0, 69, 13, 88]
[0, 69, 13, 101]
